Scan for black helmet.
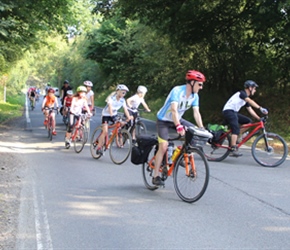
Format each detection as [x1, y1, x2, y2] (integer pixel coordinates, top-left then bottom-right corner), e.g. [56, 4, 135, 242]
[64, 80, 69, 84]
[244, 80, 258, 89]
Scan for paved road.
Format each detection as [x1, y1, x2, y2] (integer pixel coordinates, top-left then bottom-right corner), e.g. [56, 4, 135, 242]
[9, 98, 290, 249]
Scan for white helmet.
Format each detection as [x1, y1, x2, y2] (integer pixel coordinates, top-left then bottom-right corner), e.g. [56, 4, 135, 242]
[137, 85, 147, 94]
[116, 84, 129, 92]
[83, 81, 93, 87]
[67, 90, 73, 95]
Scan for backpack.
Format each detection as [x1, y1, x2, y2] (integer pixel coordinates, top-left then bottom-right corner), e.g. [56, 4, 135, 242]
[131, 135, 158, 165]
[207, 124, 227, 143]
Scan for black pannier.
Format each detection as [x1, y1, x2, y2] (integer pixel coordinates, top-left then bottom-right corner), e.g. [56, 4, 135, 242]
[131, 135, 158, 165]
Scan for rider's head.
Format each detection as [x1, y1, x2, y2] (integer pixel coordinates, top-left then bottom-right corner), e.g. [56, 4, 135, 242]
[83, 81, 93, 88]
[137, 85, 147, 95]
[76, 86, 87, 97]
[244, 80, 258, 96]
[47, 88, 55, 96]
[67, 90, 73, 96]
[116, 84, 129, 97]
[64, 80, 69, 85]
[185, 70, 206, 94]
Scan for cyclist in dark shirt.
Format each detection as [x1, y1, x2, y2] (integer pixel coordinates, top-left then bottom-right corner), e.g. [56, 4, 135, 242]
[61, 80, 72, 106]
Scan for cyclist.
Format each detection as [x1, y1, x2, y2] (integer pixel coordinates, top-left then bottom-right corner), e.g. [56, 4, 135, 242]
[65, 86, 92, 146]
[126, 85, 151, 142]
[61, 80, 72, 106]
[28, 87, 37, 108]
[63, 90, 73, 118]
[41, 88, 59, 135]
[95, 84, 133, 155]
[83, 80, 95, 115]
[222, 80, 268, 157]
[152, 70, 206, 186]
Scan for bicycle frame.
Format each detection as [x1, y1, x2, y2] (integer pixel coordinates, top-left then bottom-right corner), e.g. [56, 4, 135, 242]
[102, 121, 125, 150]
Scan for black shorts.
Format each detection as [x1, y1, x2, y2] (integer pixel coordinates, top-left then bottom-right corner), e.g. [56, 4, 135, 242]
[102, 115, 117, 124]
[222, 110, 252, 135]
[156, 119, 194, 142]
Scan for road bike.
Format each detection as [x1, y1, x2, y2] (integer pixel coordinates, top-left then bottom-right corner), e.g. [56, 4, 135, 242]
[90, 117, 132, 165]
[203, 116, 288, 167]
[123, 108, 148, 138]
[43, 107, 58, 141]
[142, 126, 212, 203]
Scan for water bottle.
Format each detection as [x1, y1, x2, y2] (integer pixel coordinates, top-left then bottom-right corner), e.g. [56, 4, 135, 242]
[242, 131, 249, 139]
[171, 146, 182, 162]
[167, 142, 174, 164]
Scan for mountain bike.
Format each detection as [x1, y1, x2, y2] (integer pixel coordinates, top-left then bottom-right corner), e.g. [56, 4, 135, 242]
[44, 107, 58, 141]
[123, 108, 147, 138]
[142, 126, 212, 203]
[203, 116, 288, 167]
[65, 112, 91, 153]
[90, 117, 132, 165]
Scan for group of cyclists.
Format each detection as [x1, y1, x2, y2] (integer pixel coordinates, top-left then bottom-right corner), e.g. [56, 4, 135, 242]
[38, 70, 269, 187]
[27, 87, 40, 109]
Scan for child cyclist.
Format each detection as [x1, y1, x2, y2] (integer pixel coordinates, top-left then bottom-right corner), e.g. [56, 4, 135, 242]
[65, 86, 92, 147]
[83, 80, 95, 115]
[95, 84, 133, 155]
[126, 85, 151, 142]
[41, 88, 60, 135]
[63, 90, 73, 118]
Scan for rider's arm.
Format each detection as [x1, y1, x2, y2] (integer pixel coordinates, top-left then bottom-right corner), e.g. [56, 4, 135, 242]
[54, 96, 59, 109]
[141, 100, 151, 112]
[126, 96, 133, 108]
[90, 94, 94, 109]
[84, 101, 92, 116]
[171, 102, 181, 126]
[244, 97, 261, 109]
[192, 106, 204, 128]
[123, 104, 132, 120]
[41, 97, 47, 110]
[246, 106, 260, 120]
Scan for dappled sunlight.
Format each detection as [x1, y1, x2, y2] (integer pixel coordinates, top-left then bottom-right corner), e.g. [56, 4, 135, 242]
[264, 226, 290, 232]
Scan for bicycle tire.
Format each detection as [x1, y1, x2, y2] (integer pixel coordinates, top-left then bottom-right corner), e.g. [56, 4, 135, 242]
[203, 133, 231, 161]
[48, 117, 53, 141]
[135, 121, 147, 136]
[142, 145, 159, 190]
[251, 132, 288, 167]
[109, 129, 132, 165]
[173, 148, 209, 203]
[90, 125, 103, 159]
[74, 126, 86, 153]
[84, 119, 90, 144]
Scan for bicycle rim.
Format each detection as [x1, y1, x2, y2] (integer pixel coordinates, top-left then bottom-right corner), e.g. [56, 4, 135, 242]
[203, 134, 231, 161]
[142, 146, 158, 190]
[173, 148, 209, 203]
[135, 121, 147, 136]
[109, 129, 132, 165]
[90, 126, 103, 159]
[74, 126, 85, 153]
[252, 133, 288, 167]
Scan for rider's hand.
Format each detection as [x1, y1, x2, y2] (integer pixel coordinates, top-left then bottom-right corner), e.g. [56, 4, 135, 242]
[176, 124, 185, 136]
[259, 107, 268, 114]
[112, 115, 118, 123]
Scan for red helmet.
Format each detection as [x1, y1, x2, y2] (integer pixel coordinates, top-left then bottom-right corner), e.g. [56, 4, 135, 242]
[186, 70, 206, 82]
[48, 88, 55, 93]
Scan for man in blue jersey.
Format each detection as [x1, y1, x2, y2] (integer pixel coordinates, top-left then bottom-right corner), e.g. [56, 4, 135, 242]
[222, 80, 268, 157]
[153, 70, 206, 186]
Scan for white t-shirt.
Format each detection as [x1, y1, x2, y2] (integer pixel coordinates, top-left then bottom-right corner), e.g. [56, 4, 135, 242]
[70, 97, 87, 116]
[102, 94, 126, 116]
[127, 94, 144, 109]
[86, 90, 94, 106]
[223, 90, 250, 112]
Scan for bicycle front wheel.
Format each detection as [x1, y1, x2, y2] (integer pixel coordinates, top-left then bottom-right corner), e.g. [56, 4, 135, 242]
[252, 132, 288, 167]
[48, 118, 53, 141]
[142, 145, 158, 190]
[74, 126, 86, 153]
[109, 129, 132, 165]
[173, 148, 209, 203]
[135, 121, 147, 136]
[90, 125, 103, 159]
[203, 133, 231, 161]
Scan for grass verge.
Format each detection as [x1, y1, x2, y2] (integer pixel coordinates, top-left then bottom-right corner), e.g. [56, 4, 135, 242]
[0, 94, 25, 124]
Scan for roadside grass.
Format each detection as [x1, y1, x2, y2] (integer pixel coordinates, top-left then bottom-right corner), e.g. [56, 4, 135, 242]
[0, 94, 25, 124]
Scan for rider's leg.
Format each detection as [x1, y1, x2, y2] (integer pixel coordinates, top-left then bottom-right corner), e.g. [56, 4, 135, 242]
[97, 123, 108, 148]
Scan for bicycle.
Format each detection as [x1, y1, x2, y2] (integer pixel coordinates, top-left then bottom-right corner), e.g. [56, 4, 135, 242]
[123, 108, 147, 138]
[62, 107, 70, 126]
[29, 97, 35, 110]
[203, 116, 288, 167]
[142, 126, 212, 203]
[90, 117, 132, 165]
[65, 112, 91, 153]
[43, 107, 58, 141]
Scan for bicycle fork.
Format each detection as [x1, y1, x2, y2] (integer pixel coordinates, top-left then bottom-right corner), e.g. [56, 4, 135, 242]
[184, 153, 197, 178]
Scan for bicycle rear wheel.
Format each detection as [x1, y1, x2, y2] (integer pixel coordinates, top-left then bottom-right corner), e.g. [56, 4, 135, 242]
[252, 132, 288, 167]
[173, 148, 209, 203]
[142, 145, 158, 190]
[74, 126, 86, 153]
[135, 121, 147, 136]
[203, 133, 231, 161]
[48, 118, 53, 141]
[90, 125, 103, 159]
[109, 129, 132, 165]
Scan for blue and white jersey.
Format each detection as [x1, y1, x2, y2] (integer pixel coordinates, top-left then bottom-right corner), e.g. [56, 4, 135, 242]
[102, 94, 126, 116]
[157, 85, 199, 122]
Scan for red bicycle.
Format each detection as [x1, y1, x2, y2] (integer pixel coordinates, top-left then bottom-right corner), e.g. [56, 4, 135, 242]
[44, 107, 58, 141]
[203, 116, 288, 167]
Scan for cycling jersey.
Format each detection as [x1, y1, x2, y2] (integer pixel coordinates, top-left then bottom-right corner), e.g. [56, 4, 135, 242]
[127, 94, 143, 109]
[102, 94, 126, 116]
[223, 90, 250, 112]
[64, 96, 73, 107]
[157, 85, 199, 122]
[44, 95, 56, 107]
[86, 90, 94, 106]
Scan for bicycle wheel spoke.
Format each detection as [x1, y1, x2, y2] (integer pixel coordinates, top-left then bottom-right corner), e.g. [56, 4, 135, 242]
[90, 126, 103, 159]
[173, 149, 209, 203]
[109, 129, 132, 165]
[142, 146, 158, 190]
[252, 133, 288, 167]
[203, 134, 230, 161]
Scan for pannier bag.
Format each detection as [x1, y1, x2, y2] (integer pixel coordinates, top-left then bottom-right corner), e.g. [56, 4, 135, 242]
[185, 126, 213, 148]
[207, 124, 227, 143]
[131, 135, 158, 165]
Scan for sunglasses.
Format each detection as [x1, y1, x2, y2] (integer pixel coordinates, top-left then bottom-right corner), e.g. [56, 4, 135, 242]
[198, 83, 203, 87]
[121, 91, 127, 95]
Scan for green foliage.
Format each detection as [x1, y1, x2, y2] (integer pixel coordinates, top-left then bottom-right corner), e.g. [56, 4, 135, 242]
[0, 93, 25, 124]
